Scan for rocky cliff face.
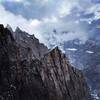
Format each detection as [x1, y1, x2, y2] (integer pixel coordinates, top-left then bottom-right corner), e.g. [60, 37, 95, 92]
[14, 27, 48, 60]
[0, 24, 91, 100]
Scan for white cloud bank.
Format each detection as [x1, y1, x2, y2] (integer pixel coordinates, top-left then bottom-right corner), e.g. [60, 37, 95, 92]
[0, 4, 64, 45]
[0, 3, 89, 47]
[0, 0, 99, 49]
[0, 4, 45, 43]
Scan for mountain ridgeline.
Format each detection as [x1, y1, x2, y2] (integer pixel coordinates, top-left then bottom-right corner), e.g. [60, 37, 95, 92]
[0, 24, 91, 100]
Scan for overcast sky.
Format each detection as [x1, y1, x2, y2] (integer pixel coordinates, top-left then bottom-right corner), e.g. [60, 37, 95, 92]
[0, 0, 100, 46]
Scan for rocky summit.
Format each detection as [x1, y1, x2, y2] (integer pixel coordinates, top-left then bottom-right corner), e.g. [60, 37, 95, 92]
[0, 24, 91, 100]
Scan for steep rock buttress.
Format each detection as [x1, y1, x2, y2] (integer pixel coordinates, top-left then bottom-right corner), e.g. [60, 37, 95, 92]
[0, 24, 91, 100]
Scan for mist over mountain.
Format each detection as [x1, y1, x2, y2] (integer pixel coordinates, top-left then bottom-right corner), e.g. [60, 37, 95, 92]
[0, 0, 100, 44]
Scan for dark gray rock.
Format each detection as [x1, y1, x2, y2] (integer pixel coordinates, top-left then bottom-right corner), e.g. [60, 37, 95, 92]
[0, 24, 91, 100]
[14, 27, 48, 60]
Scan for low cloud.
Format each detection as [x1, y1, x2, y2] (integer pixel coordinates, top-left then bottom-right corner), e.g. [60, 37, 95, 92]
[0, 0, 99, 50]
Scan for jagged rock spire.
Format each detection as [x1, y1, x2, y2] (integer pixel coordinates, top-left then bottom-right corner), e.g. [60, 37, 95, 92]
[6, 24, 13, 33]
[15, 26, 22, 33]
